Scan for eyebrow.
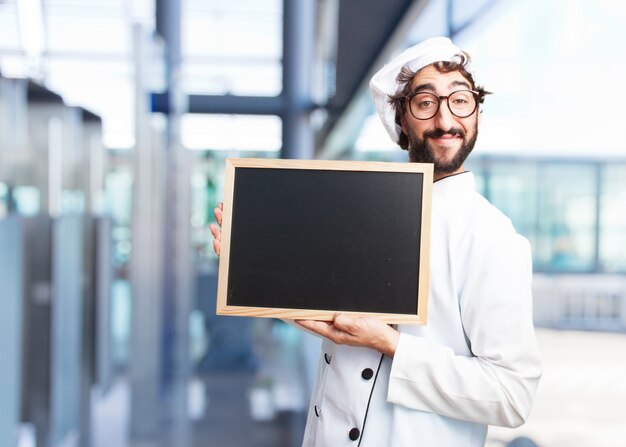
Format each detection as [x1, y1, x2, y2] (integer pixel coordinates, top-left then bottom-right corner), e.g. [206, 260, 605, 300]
[411, 79, 472, 94]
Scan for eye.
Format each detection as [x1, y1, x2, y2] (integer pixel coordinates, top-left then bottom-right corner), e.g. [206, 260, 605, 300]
[450, 91, 473, 105]
[417, 100, 434, 109]
[413, 93, 438, 109]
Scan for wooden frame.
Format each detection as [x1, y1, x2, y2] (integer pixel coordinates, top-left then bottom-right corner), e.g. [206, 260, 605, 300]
[216, 158, 433, 324]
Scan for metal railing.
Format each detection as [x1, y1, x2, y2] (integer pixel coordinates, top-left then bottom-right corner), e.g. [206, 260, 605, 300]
[533, 274, 626, 332]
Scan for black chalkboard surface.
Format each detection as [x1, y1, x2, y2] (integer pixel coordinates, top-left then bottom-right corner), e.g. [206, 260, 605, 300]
[216, 158, 432, 324]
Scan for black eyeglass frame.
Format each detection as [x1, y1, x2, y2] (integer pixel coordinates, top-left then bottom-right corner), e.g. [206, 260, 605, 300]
[405, 89, 480, 120]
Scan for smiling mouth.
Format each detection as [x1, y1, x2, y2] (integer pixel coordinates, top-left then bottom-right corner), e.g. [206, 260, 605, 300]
[424, 128, 465, 139]
[430, 134, 462, 144]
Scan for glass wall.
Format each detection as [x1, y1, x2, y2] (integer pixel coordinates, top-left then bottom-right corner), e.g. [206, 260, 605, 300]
[103, 155, 134, 368]
[182, 0, 282, 97]
[600, 164, 626, 273]
[480, 160, 540, 252]
[535, 163, 597, 272]
[466, 157, 626, 274]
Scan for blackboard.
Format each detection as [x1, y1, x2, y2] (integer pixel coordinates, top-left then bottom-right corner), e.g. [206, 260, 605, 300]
[216, 158, 432, 324]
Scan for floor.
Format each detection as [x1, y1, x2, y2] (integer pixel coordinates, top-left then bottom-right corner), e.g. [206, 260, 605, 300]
[486, 329, 626, 447]
[194, 371, 306, 447]
[88, 328, 626, 447]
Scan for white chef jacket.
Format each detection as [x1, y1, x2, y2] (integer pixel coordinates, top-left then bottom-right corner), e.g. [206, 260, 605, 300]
[301, 172, 542, 447]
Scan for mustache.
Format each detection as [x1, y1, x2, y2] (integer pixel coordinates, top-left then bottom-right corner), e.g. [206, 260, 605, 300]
[423, 128, 465, 138]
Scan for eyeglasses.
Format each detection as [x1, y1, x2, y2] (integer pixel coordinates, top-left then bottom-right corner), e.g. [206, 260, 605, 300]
[406, 90, 479, 120]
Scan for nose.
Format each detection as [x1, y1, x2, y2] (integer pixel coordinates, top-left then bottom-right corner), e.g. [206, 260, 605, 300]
[434, 98, 456, 130]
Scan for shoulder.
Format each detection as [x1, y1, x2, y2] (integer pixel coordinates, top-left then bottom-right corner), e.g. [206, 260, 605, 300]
[471, 193, 516, 235]
[458, 192, 530, 257]
[434, 173, 513, 232]
[433, 172, 529, 252]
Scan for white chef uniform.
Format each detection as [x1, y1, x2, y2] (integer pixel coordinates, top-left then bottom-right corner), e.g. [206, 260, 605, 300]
[301, 172, 542, 447]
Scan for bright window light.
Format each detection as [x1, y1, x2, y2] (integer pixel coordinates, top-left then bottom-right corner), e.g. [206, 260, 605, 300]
[16, 0, 45, 57]
[181, 114, 282, 151]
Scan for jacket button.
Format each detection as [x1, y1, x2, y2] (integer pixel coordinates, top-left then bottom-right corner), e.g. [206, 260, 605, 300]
[324, 353, 331, 364]
[349, 427, 360, 441]
[361, 368, 374, 380]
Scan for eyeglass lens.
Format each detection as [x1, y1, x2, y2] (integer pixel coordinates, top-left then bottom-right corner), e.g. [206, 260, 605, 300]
[410, 91, 476, 119]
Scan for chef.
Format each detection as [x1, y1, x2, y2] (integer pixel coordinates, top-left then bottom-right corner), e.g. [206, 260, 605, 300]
[211, 36, 542, 447]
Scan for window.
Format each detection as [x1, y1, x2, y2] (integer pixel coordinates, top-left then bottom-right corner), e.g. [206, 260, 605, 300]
[599, 164, 626, 272]
[535, 164, 597, 272]
[484, 160, 540, 250]
[480, 159, 606, 273]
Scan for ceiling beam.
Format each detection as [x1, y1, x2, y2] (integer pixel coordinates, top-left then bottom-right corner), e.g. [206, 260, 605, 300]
[317, 0, 434, 159]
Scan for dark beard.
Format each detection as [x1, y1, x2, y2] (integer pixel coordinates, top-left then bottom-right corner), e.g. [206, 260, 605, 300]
[407, 124, 478, 174]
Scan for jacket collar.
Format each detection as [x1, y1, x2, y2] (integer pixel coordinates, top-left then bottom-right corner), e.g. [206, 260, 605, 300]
[432, 171, 475, 199]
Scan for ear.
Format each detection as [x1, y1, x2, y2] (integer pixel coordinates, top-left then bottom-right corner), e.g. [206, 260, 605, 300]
[399, 112, 409, 135]
[478, 109, 482, 127]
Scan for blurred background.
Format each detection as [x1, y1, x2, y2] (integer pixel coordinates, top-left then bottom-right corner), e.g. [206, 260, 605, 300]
[0, 0, 625, 446]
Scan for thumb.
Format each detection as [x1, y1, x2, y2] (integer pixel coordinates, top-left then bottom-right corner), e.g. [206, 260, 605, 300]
[333, 313, 358, 333]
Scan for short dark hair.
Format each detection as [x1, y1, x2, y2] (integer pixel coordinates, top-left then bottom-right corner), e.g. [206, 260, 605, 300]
[388, 52, 490, 150]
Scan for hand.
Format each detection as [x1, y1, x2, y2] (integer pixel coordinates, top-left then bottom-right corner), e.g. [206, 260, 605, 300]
[209, 202, 223, 256]
[296, 313, 400, 358]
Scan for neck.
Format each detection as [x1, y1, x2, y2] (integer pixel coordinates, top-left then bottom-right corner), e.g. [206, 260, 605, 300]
[433, 166, 465, 182]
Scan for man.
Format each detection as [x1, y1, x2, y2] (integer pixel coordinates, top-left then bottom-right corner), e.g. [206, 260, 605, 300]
[211, 36, 542, 446]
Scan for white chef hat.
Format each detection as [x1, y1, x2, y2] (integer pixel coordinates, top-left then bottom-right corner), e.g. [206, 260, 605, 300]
[369, 36, 474, 144]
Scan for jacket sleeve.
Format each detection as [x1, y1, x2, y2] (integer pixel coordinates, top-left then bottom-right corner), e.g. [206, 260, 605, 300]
[387, 233, 542, 428]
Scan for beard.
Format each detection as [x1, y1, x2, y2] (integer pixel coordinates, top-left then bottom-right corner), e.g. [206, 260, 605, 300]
[407, 122, 478, 174]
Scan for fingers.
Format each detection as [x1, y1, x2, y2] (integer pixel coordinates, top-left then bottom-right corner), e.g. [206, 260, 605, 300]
[296, 319, 333, 333]
[210, 204, 223, 257]
[214, 203, 223, 227]
[209, 223, 221, 241]
[209, 223, 222, 256]
[297, 314, 398, 356]
[296, 319, 343, 341]
[333, 313, 358, 333]
[298, 315, 357, 336]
